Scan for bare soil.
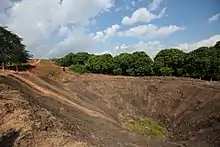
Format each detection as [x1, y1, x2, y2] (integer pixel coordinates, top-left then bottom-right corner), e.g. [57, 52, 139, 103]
[0, 60, 219, 147]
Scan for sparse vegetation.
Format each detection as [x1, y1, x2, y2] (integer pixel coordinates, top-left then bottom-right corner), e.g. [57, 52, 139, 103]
[125, 118, 166, 139]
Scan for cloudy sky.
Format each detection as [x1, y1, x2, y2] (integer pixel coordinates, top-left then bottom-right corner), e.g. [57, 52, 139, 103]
[0, 0, 220, 58]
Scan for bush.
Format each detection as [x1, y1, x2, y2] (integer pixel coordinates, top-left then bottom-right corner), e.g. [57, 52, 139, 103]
[69, 64, 88, 74]
[160, 67, 173, 76]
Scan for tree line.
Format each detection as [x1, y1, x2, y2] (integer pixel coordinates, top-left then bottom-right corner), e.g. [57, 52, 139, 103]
[54, 41, 220, 81]
[0, 26, 32, 71]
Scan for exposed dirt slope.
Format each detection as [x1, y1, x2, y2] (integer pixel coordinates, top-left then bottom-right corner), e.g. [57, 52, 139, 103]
[67, 76, 220, 147]
[0, 77, 88, 147]
[28, 59, 63, 76]
[0, 60, 220, 147]
[1, 73, 179, 147]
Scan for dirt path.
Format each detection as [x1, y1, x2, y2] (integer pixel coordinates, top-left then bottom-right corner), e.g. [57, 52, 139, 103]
[30, 59, 41, 66]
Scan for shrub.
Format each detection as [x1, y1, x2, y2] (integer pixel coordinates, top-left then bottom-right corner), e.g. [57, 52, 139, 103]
[69, 64, 88, 74]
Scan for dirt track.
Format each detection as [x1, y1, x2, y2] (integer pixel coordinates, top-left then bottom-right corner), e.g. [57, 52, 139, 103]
[0, 61, 220, 147]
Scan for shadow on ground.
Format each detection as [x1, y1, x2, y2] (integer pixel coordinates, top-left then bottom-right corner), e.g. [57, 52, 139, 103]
[0, 130, 20, 147]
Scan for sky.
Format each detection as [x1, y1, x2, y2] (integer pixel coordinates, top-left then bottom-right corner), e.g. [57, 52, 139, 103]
[0, 0, 220, 59]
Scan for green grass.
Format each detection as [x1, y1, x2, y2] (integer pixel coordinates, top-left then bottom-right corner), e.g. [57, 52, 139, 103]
[125, 117, 166, 139]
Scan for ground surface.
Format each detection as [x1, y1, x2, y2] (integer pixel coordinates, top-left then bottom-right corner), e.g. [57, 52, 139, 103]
[0, 59, 219, 147]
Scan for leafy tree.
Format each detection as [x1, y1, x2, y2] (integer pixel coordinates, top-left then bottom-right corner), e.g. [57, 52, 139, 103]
[0, 26, 31, 71]
[113, 52, 153, 76]
[131, 51, 153, 76]
[86, 54, 114, 74]
[10, 44, 32, 71]
[214, 41, 220, 49]
[113, 67, 122, 75]
[0, 26, 12, 70]
[62, 53, 75, 67]
[73, 52, 94, 65]
[160, 67, 173, 76]
[184, 47, 213, 79]
[154, 49, 185, 76]
[57, 52, 94, 67]
[56, 40, 220, 81]
[113, 53, 134, 76]
[69, 64, 88, 74]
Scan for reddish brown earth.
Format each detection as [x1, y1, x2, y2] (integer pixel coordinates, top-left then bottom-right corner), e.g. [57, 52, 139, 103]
[0, 60, 219, 147]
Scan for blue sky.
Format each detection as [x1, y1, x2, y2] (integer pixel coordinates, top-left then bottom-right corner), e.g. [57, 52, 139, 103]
[0, 0, 220, 58]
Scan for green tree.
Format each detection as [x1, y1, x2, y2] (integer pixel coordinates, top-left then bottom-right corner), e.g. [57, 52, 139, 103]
[184, 47, 212, 79]
[0, 26, 12, 70]
[113, 52, 153, 76]
[214, 41, 220, 49]
[57, 52, 94, 67]
[160, 67, 173, 76]
[0, 26, 31, 71]
[113, 53, 133, 76]
[154, 49, 185, 76]
[73, 52, 94, 65]
[131, 51, 153, 76]
[59, 53, 75, 67]
[69, 64, 88, 74]
[10, 44, 32, 71]
[86, 54, 114, 74]
[54, 40, 220, 81]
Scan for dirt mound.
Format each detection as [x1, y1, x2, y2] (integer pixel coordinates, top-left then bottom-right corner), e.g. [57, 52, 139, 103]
[0, 71, 220, 147]
[28, 59, 62, 76]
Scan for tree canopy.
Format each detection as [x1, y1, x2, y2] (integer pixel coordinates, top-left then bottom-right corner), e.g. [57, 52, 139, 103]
[153, 49, 185, 76]
[55, 40, 220, 81]
[0, 26, 32, 71]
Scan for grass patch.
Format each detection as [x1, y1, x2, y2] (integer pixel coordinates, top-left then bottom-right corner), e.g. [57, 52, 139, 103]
[125, 117, 166, 139]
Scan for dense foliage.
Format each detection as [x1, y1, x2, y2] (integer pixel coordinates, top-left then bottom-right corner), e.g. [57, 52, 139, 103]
[0, 26, 32, 71]
[54, 41, 220, 81]
[153, 49, 185, 76]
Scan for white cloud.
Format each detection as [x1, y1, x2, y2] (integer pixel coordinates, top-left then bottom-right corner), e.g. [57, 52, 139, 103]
[122, 7, 166, 25]
[93, 23, 183, 41]
[125, 5, 131, 10]
[114, 34, 220, 58]
[115, 7, 122, 12]
[119, 24, 185, 38]
[0, 13, 7, 25]
[0, 0, 12, 11]
[176, 34, 220, 52]
[1, 0, 114, 57]
[0, 0, 13, 25]
[208, 13, 220, 23]
[131, 1, 136, 7]
[46, 27, 96, 57]
[93, 50, 113, 55]
[93, 24, 120, 42]
[148, 0, 163, 11]
[115, 41, 165, 58]
[59, 25, 70, 36]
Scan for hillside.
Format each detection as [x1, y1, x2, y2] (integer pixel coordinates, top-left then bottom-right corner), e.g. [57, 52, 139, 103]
[0, 60, 219, 147]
